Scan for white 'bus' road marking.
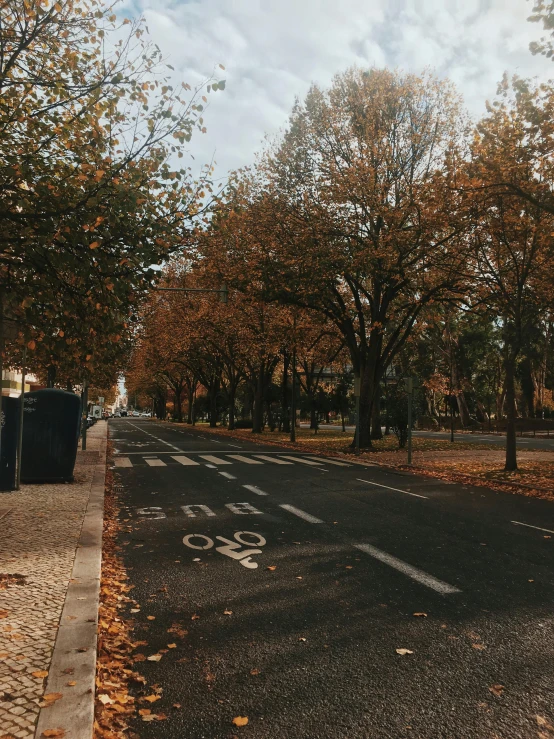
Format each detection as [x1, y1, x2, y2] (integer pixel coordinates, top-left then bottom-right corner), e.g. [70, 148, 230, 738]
[145, 458, 167, 467]
[219, 471, 237, 480]
[278, 456, 322, 466]
[304, 456, 351, 467]
[227, 455, 263, 464]
[354, 544, 461, 594]
[242, 484, 268, 496]
[171, 456, 200, 466]
[279, 504, 323, 524]
[225, 502, 262, 515]
[512, 520, 554, 534]
[181, 505, 216, 518]
[199, 455, 232, 465]
[356, 478, 428, 499]
[253, 455, 292, 464]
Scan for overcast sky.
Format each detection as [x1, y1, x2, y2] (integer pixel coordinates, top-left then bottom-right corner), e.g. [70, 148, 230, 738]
[119, 0, 552, 184]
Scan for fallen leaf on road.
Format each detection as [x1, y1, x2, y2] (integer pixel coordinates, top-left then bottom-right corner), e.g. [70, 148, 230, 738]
[232, 716, 249, 727]
[147, 615, 155, 621]
[528, 579, 534, 582]
[296, 576, 303, 580]
[223, 610, 233, 615]
[143, 695, 161, 703]
[345, 566, 353, 569]
[167, 643, 177, 649]
[98, 694, 114, 705]
[130, 609, 140, 614]
[413, 613, 427, 618]
[472, 644, 486, 650]
[298, 637, 306, 642]
[147, 654, 162, 662]
[489, 684, 504, 697]
[250, 668, 260, 676]
[173, 703, 182, 709]
[544, 536, 551, 539]
[396, 649, 414, 656]
[32, 670, 48, 678]
[267, 566, 277, 571]
[191, 614, 200, 620]
[0, 609, 8, 619]
[42, 730, 65, 738]
[536, 716, 554, 732]
[66, 681, 76, 687]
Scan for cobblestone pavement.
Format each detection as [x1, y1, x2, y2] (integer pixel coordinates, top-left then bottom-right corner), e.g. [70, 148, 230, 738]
[0, 423, 107, 739]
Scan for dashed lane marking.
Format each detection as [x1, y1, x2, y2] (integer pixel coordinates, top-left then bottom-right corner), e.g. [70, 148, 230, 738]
[511, 520, 554, 534]
[242, 484, 268, 496]
[356, 478, 428, 499]
[279, 504, 323, 523]
[219, 471, 237, 480]
[354, 543, 461, 594]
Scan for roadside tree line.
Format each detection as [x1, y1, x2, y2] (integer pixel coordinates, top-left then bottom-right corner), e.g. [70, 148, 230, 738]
[128, 66, 554, 471]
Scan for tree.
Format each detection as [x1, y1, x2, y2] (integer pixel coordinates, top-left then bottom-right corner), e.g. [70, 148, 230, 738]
[217, 68, 470, 448]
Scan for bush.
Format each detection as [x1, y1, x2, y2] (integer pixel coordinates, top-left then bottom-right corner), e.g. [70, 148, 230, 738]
[234, 419, 253, 429]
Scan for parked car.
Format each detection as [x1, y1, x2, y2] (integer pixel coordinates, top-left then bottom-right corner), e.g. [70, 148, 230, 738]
[120, 410, 127, 417]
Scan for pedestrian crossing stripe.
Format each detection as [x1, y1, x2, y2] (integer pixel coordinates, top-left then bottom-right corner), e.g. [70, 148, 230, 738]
[113, 453, 352, 468]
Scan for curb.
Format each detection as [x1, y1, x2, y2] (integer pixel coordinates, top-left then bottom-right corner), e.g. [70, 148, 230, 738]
[34, 424, 108, 739]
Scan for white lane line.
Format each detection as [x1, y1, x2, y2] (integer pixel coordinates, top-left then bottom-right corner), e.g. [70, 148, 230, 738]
[171, 456, 200, 466]
[227, 455, 263, 465]
[278, 456, 322, 466]
[219, 471, 237, 480]
[512, 520, 554, 534]
[199, 455, 232, 465]
[205, 463, 216, 469]
[228, 444, 243, 449]
[145, 458, 167, 467]
[242, 484, 268, 496]
[279, 504, 323, 523]
[354, 544, 461, 594]
[303, 456, 351, 467]
[253, 455, 293, 465]
[356, 478, 428, 499]
[114, 457, 132, 467]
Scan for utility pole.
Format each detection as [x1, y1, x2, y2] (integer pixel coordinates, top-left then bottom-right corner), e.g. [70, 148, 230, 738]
[290, 313, 297, 443]
[15, 338, 28, 490]
[81, 378, 89, 451]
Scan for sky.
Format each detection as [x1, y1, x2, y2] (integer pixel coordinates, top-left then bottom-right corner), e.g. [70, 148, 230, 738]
[119, 0, 553, 184]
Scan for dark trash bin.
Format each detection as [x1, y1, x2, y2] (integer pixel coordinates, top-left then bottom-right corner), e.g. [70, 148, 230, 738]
[0, 396, 19, 491]
[20, 389, 81, 483]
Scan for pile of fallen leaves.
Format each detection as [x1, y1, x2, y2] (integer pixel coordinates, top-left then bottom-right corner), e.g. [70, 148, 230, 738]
[94, 443, 144, 739]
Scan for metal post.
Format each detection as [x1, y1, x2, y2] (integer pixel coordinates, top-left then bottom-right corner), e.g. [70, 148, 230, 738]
[15, 342, 28, 490]
[407, 377, 413, 465]
[81, 380, 88, 451]
[354, 375, 361, 454]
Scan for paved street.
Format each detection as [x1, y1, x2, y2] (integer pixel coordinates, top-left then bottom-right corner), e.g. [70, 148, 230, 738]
[111, 419, 554, 739]
[299, 423, 554, 452]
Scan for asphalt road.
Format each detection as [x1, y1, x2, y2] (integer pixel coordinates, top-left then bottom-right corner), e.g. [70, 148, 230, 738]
[110, 419, 554, 739]
[299, 423, 554, 451]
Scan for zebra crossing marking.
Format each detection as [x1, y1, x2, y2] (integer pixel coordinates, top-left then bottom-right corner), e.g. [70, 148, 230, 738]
[199, 455, 232, 465]
[227, 454, 263, 464]
[253, 455, 292, 464]
[114, 457, 132, 467]
[145, 458, 167, 467]
[172, 455, 200, 466]
[277, 456, 323, 466]
[304, 456, 351, 467]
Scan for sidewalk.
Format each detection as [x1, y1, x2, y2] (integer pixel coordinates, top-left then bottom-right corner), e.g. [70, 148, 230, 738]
[0, 422, 107, 739]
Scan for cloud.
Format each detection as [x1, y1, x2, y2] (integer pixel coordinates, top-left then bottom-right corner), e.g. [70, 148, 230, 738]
[119, 0, 553, 181]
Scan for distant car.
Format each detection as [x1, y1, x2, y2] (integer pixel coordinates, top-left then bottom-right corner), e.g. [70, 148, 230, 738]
[120, 410, 127, 417]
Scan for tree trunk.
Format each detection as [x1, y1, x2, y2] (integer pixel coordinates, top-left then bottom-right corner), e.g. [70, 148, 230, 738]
[520, 358, 535, 418]
[252, 364, 265, 433]
[282, 353, 290, 433]
[186, 386, 194, 424]
[504, 355, 518, 471]
[209, 382, 218, 428]
[228, 388, 236, 431]
[310, 405, 317, 430]
[371, 388, 382, 440]
[174, 388, 183, 422]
